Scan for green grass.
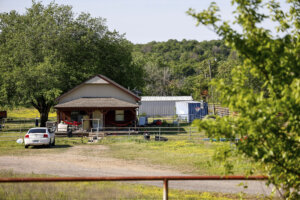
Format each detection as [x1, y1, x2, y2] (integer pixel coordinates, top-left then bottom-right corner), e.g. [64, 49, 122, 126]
[0, 136, 88, 156]
[1, 122, 35, 132]
[0, 134, 262, 175]
[6, 107, 56, 119]
[98, 136, 263, 175]
[0, 137, 271, 199]
[0, 170, 271, 200]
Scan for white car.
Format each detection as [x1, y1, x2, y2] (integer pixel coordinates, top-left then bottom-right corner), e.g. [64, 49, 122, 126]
[24, 127, 55, 148]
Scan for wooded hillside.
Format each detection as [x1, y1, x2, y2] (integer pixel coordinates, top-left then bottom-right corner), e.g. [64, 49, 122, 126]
[133, 39, 240, 100]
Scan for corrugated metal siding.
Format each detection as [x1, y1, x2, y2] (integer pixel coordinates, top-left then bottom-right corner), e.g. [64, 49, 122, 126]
[139, 96, 194, 116]
[139, 101, 177, 116]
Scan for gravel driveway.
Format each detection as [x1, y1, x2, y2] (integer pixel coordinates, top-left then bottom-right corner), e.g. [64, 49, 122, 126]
[0, 145, 274, 196]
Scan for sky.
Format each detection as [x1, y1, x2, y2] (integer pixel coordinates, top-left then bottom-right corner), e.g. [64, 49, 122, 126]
[0, 0, 289, 44]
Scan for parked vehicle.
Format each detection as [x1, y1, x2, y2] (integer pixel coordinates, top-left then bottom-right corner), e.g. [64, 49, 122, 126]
[24, 127, 55, 148]
[151, 119, 162, 126]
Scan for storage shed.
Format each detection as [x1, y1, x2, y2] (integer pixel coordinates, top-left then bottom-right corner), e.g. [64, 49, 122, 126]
[139, 96, 193, 117]
[175, 101, 208, 123]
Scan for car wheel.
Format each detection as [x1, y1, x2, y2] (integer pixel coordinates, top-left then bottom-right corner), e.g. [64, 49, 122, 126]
[52, 138, 55, 146]
[25, 145, 29, 149]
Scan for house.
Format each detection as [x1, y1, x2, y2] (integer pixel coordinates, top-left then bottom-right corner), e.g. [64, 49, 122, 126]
[54, 75, 140, 130]
[139, 96, 193, 117]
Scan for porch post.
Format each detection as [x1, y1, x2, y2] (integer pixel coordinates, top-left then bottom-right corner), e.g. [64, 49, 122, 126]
[56, 110, 60, 123]
[102, 109, 108, 129]
[135, 108, 137, 128]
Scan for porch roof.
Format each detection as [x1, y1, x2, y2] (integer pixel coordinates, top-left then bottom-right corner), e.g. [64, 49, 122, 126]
[54, 97, 139, 109]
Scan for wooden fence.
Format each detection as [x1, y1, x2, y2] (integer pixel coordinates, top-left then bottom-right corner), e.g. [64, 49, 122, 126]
[208, 104, 231, 117]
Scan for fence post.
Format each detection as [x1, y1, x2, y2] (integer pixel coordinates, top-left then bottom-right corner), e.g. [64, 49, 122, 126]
[159, 127, 161, 140]
[128, 126, 130, 138]
[19, 120, 21, 135]
[163, 179, 168, 200]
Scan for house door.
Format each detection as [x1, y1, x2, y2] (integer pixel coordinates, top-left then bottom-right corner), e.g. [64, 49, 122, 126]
[83, 115, 90, 130]
[92, 110, 103, 130]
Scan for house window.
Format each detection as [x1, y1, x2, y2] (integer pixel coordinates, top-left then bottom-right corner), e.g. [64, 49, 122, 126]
[115, 110, 124, 121]
[71, 111, 79, 122]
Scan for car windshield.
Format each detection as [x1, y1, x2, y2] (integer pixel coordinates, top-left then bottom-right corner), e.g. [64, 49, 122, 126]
[28, 129, 46, 134]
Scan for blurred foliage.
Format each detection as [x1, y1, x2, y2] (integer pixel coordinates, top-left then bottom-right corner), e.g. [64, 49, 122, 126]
[189, 0, 300, 199]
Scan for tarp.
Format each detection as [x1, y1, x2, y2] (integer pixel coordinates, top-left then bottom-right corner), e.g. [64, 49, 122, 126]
[175, 101, 208, 123]
[62, 120, 82, 126]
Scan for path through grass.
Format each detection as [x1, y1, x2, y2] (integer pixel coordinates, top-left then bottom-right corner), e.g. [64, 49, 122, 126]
[98, 136, 263, 175]
[0, 135, 263, 175]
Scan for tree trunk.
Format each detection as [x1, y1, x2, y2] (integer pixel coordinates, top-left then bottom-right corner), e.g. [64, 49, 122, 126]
[31, 98, 52, 127]
[39, 106, 51, 127]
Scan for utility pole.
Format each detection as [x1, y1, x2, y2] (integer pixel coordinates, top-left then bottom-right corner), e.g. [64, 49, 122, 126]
[208, 60, 215, 115]
[163, 67, 166, 96]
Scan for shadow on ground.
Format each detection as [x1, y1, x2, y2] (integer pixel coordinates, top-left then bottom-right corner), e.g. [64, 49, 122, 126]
[29, 145, 72, 149]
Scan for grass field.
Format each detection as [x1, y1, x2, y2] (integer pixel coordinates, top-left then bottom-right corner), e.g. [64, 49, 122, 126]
[0, 136, 270, 199]
[0, 107, 267, 198]
[99, 136, 263, 176]
[0, 107, 56, 133]
[0, 136, 87, 156]
[0, 134, 262, 176]
[5, 107, 56, 119]
[0, 170, 271, 200]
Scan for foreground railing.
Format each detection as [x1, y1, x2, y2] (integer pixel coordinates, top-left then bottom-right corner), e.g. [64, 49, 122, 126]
[0, 175, 268, 200]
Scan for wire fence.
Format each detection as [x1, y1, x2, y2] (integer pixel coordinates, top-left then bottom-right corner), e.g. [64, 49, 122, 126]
[0, 126, 206, 142]
[0, 111, 234, 143]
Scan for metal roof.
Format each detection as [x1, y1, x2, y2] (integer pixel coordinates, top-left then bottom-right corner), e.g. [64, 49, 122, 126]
[55, 98, 139, 108]
[175, 101, 202, 104]
[141, 96, 193, 101]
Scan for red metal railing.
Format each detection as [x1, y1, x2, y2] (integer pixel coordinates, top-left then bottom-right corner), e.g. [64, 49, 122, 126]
[0, 175, 268, 200]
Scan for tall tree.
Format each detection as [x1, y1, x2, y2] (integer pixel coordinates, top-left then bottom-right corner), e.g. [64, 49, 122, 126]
[188, 0, 299, 198]
[133, 39, 232, 97]
[0, 1, 144, 126]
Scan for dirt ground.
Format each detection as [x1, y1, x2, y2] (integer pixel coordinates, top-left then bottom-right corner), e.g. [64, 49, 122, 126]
[0, 145, 274, 196]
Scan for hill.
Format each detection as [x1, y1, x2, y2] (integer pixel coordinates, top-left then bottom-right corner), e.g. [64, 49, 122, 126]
[133, 39, 239, 100]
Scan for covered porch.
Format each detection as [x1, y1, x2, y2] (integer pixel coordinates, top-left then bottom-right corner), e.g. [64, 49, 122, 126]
[55, 97, 138, 131]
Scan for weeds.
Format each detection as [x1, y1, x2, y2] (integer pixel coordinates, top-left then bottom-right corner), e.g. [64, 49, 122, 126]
[0, 170, 272, 200]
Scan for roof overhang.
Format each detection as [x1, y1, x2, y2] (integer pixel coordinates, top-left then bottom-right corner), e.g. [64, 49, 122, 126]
[54, 97, 139, 109]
